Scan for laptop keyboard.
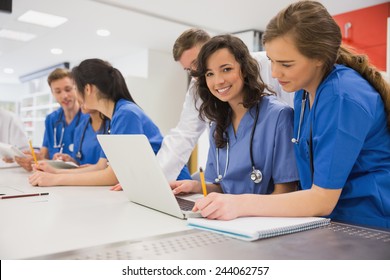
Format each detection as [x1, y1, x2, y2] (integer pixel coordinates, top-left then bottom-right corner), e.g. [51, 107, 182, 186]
[176, 197, 195, 211]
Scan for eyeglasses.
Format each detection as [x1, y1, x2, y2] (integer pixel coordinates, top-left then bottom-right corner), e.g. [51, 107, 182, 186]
[184, 60, 197, 77]
[184, 68, 192, 76]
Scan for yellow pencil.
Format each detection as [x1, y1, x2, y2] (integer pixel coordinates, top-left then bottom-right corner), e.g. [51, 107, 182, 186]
[199, 167, 208, 197]
[28, 139, 38, 165]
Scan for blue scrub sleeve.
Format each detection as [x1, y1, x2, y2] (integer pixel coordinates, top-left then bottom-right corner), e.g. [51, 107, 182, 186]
[112, 110, 144, 135]
[272, 107, 299, 183]
[42, 117, 50, 149]
[313, 96, 372, 189]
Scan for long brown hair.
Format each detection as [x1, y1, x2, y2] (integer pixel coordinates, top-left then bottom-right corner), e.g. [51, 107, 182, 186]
[263, 0, 390, 129]
[193, 34, 272, 148]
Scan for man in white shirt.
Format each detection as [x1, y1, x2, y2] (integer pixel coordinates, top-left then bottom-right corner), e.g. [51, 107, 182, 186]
[0, 108, 28, 162]
[0, 108, 28, 147]
[156, 28, 293, 182]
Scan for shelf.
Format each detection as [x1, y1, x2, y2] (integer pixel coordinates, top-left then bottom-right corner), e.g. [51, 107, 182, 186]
[20, 91, 58, 146]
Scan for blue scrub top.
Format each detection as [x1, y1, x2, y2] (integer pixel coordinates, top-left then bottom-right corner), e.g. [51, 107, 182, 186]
[205, 95, 299, 194]
[42, 108, 88, 159]
[72, 116, 110, 165]
[101, 99, 191, 180]
[294, 64, 390, 229]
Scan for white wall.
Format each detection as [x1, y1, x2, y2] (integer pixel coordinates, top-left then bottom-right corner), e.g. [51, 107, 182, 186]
[125, 49, 188, 135]
[0, 83, 28, 102]
[123, 49, 210, 171]
[111, 50, 149, 79]
[0, 83, 28, 113]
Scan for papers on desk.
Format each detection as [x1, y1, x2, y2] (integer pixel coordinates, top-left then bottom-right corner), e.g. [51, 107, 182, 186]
[0, 160, 19, 169]
[188, 216, 330, 241]
[0, 142, 26, 158]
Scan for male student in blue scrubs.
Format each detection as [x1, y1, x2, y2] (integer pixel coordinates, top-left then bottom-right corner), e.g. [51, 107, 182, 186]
[15, 68, 88, 171]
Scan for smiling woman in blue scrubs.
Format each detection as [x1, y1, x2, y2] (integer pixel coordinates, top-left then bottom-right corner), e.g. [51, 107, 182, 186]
[28, 58, 191, 186]
[190, 1, 390, 229]
[170, 34, 299, 197]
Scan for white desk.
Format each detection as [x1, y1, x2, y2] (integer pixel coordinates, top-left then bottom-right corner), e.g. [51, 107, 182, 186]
[2, 166, 390, 260]
[0, 167, 189, 259]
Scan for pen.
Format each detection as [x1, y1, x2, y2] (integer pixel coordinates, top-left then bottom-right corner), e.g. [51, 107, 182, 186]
[28, 139, 38, 165]
[199, 167, 208, 197]
[0, 192, 49, 200]
[58, 144, 64, 160]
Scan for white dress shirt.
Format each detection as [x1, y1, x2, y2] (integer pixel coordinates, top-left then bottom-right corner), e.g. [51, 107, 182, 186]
[0, 109, 28, 149]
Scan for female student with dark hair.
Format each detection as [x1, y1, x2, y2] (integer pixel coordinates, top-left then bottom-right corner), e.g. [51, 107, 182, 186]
[170, 34, 299, 197]
[192, 1, 390, 229]
[51, 105, 110, 166]
[29, 58, 191, 186]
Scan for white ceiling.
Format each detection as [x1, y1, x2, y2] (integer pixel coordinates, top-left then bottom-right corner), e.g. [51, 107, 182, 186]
[0, 0, 388, 84]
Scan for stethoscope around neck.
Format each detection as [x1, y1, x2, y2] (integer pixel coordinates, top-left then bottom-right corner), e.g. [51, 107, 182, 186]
[53, 109, 81, 149]
[291, 91, 309, 144]
[76, 117, 110, 160]
[215, 103, 263, 184]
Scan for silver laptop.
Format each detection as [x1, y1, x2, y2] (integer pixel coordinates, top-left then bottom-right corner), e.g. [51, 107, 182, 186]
[97, 134, 202, 219]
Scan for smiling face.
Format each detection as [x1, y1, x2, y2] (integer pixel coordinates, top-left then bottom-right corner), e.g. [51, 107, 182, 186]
[264, 35, 324, 95]
[205, 48, 245, 107]
[50, 77, 78, 112]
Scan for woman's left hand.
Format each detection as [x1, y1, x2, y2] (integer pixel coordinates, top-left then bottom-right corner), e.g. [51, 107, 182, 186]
[29, 171, 59, 187]
[110, 183, 123, 191]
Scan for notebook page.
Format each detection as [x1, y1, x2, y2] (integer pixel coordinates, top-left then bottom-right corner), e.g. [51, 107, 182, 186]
[188, 216, 330, 241]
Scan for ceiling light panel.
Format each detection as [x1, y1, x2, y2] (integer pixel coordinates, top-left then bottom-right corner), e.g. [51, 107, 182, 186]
[96, 29, 111, 37]
[18, 10, 68, 28]
[3, 68, 14, 74]
[0, 29, 36, 41]
[50, 48, 63, 55]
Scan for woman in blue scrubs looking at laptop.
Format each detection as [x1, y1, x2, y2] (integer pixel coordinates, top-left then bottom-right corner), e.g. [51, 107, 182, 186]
[191, 1, 390, 229]
[29, 58, 191, 186]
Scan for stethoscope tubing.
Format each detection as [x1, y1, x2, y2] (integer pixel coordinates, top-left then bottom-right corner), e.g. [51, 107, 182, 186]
[53, 109, 82, 149]
[215, 103, 262, 183]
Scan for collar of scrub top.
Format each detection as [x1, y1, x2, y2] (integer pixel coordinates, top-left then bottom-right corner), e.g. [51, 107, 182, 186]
[53, 109, 82, 148]
[292, 90, 314, 181]
[291, 90, 308, 145]
[76, 116, 110, 160]
[215, 103, 262, 183]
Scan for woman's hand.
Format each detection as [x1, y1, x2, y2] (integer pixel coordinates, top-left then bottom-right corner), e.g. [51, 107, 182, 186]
[2, 156, 14, 163]
[193, 193, 243, 220]
[110, 183, 123, 191]
[29, 171, 60, 187]
[52, 152, 74, 163]
[170, 180, 202, 195]
[33, 161, 58, 174]
[14, 155, 34, 172]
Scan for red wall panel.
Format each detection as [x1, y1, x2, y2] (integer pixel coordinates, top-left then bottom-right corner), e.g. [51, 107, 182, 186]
[333, 2, 390, 71]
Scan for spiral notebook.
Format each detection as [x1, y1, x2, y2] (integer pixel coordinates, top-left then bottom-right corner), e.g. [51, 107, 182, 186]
[187, 216, 330, 241]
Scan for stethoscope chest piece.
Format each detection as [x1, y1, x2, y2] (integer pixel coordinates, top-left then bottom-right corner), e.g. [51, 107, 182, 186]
[250, 168, 263, 183]
[215, 103, 263, 184]
[215, 174, 223, 183]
